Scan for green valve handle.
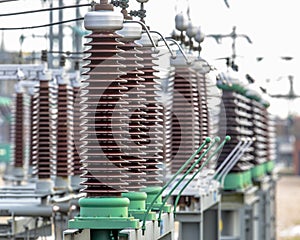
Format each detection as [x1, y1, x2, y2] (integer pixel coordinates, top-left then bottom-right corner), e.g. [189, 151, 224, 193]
[172, 135, 230, 216]
[141, 137, 211, 234]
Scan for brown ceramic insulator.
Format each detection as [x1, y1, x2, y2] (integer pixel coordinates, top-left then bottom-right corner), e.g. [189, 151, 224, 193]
[163, 69, 175, 176]
[195, 72, 211, 167]
[72, 86, 82, 176]
[56, 84, 74, 177]
[32, 80, 56, 179]
[248, 100, 268, 165]
[13, 93, 24, 168]
[79, 32, 130, 197]
[30, 92, 39, 171]
[267, 113, 276, 162]
[137, 46, 164, 186]
[118, 40, 147, 190]
[171, 67, 202, 174]
[217, 91, 253, 172]
[29, 95, 35, 167]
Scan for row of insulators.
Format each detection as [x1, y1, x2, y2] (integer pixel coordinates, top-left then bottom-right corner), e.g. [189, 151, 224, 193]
[217, 90, 274, 173]
[11, 81, 81, 182]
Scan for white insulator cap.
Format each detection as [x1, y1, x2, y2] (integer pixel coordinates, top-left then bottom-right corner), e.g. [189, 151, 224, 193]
[193, 58, 211, 74]
[186, 21, 197, 38]
[135, 32, 159, 47]
[195, 28, 205, 43]
[84, 10, 124, 31]
[14, 82, 23, 93]
[175, 12, 188, 31]
[39, 70, 52, 81]
[170, 50, 195, 67]
[117, 22, 142, 41]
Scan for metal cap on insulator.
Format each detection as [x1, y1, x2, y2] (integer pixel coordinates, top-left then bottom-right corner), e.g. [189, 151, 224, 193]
[39, 70, 52, 81]
[135, 32, 159, 47]
[84, 0, 124, 31]
[14, 82, 23, 94]
[74, 61, 80, 71]
[41, 50, 48, 63]
[193, 60, 211, 74]
[175, 12, 188, 32]
[170, 50, 195, 66]
[116, 22, 142, 41]
[186, 21, 198, 38]
[59, 55, 66, 67]
[195, 27, 205, 43]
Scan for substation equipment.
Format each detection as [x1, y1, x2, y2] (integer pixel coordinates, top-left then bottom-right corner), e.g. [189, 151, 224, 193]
[0, 1, 277, 240]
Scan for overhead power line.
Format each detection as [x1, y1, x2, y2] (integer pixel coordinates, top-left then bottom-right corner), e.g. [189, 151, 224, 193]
[0, 0, 19, 3]
[0, 17, 84, 30]
[0, 3, 90, 17]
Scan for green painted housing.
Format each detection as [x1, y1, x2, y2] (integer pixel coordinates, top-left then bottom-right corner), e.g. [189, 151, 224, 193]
[69, 197, 139, 230]
[121, 192, 156, 221]
[265, 161, 275, 173]
[223, 170, 253, 190]
[251, 164, 266, 180]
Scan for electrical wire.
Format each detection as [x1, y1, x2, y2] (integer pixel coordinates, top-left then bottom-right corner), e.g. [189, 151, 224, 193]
[0, 17, 84, 30]
[47, 50, 83, 55]
[0, 3, 90, 17]
[0, 0, 19, 3]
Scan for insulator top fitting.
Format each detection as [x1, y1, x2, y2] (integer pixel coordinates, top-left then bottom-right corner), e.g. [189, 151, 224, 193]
[186, 21, 197, 38]
[135, 32, 158, 47]
[195, 28, 205, 43]
[117, 22, 142, 41]
[175, 13, 188, 32]
[59, 55, 66, 67]
[84, 0, 124, 31]
[41, 50, 47, 63]
[95, 0, 114, 11]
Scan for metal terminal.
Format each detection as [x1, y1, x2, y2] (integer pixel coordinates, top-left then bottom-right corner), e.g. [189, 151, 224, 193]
[124, 20, 159, 53]
[165, 37, 191, 64]
[150, 30, 176, 59]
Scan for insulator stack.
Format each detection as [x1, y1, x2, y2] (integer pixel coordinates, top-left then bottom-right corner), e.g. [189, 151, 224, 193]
[171, 66, 201, 174]
[80, 31, 130, 196]
[72, 86, 81, 176]
[137, 45, 163, 186]
[248, 100, 268, 166]
[162, 68, 175, 176]
[32, 80, 56, 179]
[267, 113, 276, 166]
[118, 39, 147, 191]
[28, 95, 35, 167]
[196, 72, 210, 142]
[30, 91, 39, 174]
[12, 93, 24, 168]
[55, 84, 74, 179]
[218, 91, 253, 172]
[195, 71, 211, 167]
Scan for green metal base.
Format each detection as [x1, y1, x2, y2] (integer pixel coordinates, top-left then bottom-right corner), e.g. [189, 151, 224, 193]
[140, 186, 171, 213]
[223, 170, 253, 190]
[265, 161, 275, 173]
[68, 197, 139, 230]
[217, 83, 246, 95]
[121, 192, 156, 221]
[251, 164, 266, 180]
